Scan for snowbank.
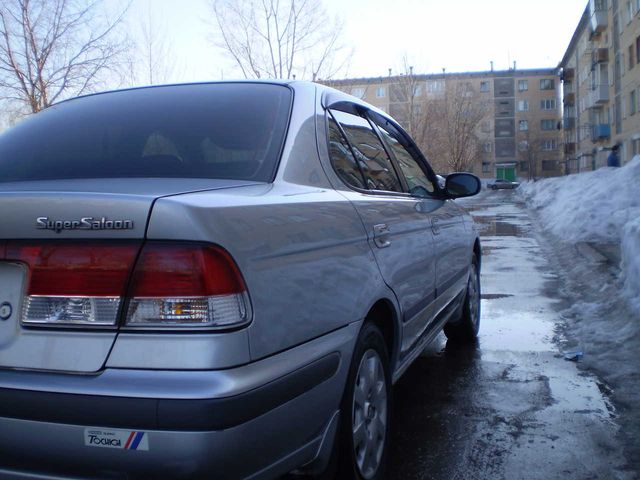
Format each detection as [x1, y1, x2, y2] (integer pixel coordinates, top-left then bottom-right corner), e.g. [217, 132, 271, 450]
[518, 156, 640, 312]
[622, 216, 640, 312]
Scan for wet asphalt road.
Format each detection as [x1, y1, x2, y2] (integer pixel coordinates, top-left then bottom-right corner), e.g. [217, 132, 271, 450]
[386, 190, 633, 480]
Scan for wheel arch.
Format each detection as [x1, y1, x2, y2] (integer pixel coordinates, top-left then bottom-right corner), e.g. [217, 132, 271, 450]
[473, 237, 482, 270]
[362, 298, 401, 373]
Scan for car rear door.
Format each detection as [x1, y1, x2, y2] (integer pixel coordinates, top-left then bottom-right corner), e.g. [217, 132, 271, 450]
[326, 108, 439, 355]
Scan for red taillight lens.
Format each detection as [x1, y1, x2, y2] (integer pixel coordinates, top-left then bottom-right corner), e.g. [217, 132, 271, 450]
[7, 243, 139, 297]
[128, 243, 245, 297]
[5, 242, 140, 326]
[125, 243, 250, 329]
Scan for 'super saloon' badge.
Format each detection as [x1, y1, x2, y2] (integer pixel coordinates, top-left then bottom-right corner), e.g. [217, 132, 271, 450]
[36, 216, 134, 233]
[84, 428, 149, 451]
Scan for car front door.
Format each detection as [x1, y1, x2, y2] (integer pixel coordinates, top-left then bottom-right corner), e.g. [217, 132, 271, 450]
[327, 108, 440, 356]
[369, 115, 468, 327]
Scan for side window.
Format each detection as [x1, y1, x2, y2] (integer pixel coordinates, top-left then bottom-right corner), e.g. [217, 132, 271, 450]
[330, 109, 403, 193]
[376, 122, 435, 196]
[327, 115, 366, 189]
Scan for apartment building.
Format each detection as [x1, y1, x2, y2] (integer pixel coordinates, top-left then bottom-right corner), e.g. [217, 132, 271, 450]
[325, 69, 562, 180]
[559, 0, 640, 172]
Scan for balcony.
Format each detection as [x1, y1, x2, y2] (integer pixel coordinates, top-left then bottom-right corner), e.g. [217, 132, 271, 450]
[564, 142, 576, 154]
[589, 0, 608, 34]
[563, 117, 576, 130]
[591, 123, 611, 142]
[592, 48, 609, 65]
[563, 92, 575, 106]
[561, 68, 575, 81]
[586, 84, 609, 108]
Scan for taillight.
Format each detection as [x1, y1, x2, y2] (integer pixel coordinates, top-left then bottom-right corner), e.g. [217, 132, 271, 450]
[6, 242, 139, 326]
[124, 243, 250, 329]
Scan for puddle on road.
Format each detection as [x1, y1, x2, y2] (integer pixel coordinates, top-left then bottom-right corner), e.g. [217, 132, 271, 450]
[473, 216, 523, 236]
[481, 293, 514, 300]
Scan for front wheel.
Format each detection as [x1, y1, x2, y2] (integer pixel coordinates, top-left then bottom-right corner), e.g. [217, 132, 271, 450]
[444, 254, 481, 342]
[337, 322, 391, 479]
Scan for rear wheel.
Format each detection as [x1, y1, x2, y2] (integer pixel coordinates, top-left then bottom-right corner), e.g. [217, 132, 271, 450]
[337, 322, 391, 479]
[444, 254, 481, 342]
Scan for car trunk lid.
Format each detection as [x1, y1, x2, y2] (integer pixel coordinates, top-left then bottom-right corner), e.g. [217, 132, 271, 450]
[0, 178, 259, 373]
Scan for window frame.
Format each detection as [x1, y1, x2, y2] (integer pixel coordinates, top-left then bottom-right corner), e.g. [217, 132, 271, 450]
[322, 103, 443, 198]
[368, 114, 439, 198]
[325, 107, 408, 196]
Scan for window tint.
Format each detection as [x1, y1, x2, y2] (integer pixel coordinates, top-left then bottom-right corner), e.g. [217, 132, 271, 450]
[327, 115, 366, 189]
[376, 122, 435, 196]
[0, 84, 291, 183]
[330, 110, 402, 193]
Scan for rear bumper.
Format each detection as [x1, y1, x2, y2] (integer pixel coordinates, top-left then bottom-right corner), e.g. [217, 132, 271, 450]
[0, 323, 359, 479]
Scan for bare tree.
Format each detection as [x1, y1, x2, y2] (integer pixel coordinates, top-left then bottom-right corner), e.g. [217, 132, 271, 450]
[208, 0, 350, 81]
[0, 0, 128, 114]
[126, 4, 177, 86]
[517, 128, 545, 181]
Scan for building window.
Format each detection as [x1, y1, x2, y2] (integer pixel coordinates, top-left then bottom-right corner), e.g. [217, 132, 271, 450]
[542, 160, 557, 171]
[540, 79, 555, 90]
[483, 142, 493, 153]
[541, 119, 556, 130]
[519, 161, 529, 171]
[351, 87, 365, 99]
[519, 120, 529, 131]
[376, 86, 386, 98]
[541, 139, 558, 151]
[627, 1, 634, 22]
[630, 44, 635, 69]
[517, 100, 529, 111]
[426, 80, 444, 93]
[481, 120, 491, 132]
[518, 80, 528, 91]
[414, 84, 423, 96]
[540, 98, 556, 110]
[637, 37, 640, 65]
[480, 81, 490, 92]
[482, 162, 491, 173]
[631, 90, 637, 115]
[518, 140, 529, 151]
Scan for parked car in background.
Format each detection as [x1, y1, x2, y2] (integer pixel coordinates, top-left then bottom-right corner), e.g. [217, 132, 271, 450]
[0, 81, 481, 480]
[487, 178, 520, 190]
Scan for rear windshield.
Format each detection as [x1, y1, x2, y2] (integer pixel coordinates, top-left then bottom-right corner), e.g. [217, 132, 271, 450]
[0, 83, 292, 183]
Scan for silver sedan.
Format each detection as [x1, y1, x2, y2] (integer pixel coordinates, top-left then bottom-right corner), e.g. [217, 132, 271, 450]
[0, 80, 481, 479]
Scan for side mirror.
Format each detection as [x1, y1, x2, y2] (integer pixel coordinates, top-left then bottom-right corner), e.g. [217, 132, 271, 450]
[444, 173, 481, 199]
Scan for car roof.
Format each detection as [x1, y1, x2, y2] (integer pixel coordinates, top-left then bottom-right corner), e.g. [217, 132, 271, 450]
[55, 79, 302, 106]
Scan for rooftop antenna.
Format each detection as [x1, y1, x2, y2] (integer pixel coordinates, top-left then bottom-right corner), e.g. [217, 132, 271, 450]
[490, 61, 494, 72]
[409, 66, 414, 75]
[388, 68, 392, 76]
[513, 61, 516, 71]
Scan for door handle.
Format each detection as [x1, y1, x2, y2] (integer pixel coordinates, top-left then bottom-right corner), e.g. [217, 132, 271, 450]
[373, 224, 391, 248]
[431, 217, 441, 235]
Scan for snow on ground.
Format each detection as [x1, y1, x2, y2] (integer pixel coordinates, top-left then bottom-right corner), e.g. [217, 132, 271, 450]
[518, 156, 640, 313]
[518, 158, 640, 467]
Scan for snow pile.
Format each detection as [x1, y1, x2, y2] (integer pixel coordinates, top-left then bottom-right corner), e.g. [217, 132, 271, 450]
[519, 156, 640, 312]
[622, 216, 640, 312]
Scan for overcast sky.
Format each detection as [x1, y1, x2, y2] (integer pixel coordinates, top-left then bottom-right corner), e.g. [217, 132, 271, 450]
[122, 0, 589, 82]
[121, 0, 589, 82]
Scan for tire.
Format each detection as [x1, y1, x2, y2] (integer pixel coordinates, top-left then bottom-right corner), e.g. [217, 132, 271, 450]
[336, 322, 391, 480]
[444, 254, 481, 342]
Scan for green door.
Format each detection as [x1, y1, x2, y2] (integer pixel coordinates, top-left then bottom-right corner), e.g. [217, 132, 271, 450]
[496, 166, 515, 181]
[504, 167, 515, 181]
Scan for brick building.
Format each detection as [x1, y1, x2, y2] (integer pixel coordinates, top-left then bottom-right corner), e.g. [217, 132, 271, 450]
[559, 0, 640, 172]
[325, 68, 563, 180]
